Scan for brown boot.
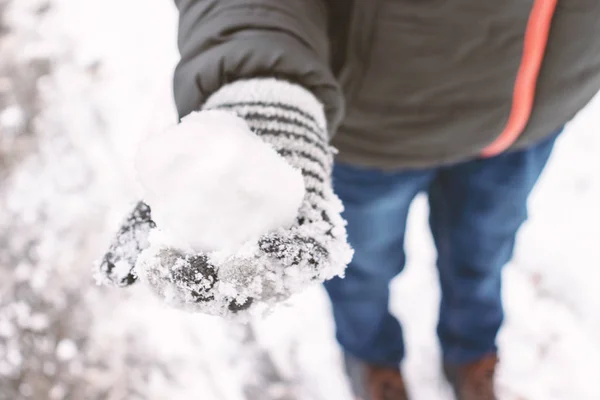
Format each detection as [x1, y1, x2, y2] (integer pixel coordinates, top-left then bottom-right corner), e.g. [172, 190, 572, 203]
[344, 353, 409, 400]
[443, 353, 498, 400]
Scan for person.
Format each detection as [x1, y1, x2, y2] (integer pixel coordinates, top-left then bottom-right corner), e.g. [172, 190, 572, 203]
[101, 1, 600, 399]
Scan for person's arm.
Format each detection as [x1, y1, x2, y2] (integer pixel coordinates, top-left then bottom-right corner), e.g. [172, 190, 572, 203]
[172, 0, 344, 135]
[96, 1, 352, 318]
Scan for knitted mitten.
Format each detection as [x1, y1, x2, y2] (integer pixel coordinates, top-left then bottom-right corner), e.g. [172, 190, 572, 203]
[96, 78, 353, 318]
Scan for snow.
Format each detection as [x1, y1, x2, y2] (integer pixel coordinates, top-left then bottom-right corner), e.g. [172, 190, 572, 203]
[0, 105, 24, 131]
[55, 339, 77, 361]
[1, 0, 599, 399]
[135, 110, 305, 254]
[112, 260, 135, 282]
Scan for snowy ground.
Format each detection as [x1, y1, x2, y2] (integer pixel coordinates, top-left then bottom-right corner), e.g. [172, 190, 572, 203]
[1, 1, 599, 399]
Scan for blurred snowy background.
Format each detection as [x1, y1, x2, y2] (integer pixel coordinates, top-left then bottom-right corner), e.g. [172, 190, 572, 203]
[0, 1, 599, 399]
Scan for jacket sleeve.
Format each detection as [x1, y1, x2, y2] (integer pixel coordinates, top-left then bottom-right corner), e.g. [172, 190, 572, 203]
[173, 0, 344, 135]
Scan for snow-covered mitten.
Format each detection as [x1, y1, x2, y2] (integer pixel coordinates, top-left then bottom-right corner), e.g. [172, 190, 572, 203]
[97, 201, 154, 287]
[96, 78, 353, 318]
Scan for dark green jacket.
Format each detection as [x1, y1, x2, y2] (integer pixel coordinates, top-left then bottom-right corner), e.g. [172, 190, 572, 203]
[173, 0, 600, 168]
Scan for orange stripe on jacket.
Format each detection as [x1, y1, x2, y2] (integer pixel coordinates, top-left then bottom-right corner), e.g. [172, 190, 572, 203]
[481, 0, 559, 157]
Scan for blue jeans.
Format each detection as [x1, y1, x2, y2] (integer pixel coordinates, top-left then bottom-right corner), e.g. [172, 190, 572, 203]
[325, 133, 559, 366]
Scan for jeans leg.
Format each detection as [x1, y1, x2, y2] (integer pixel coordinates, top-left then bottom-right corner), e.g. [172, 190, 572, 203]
[326, 163, 434, 366]
[428, 133, 559, 364]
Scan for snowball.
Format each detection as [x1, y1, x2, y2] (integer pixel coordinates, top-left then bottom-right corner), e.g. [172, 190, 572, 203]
[135, 110, 305, 254]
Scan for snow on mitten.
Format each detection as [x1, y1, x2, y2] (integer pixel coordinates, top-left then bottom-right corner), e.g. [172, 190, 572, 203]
[96, 78, 353, 318]
[96, 201, 154, 287]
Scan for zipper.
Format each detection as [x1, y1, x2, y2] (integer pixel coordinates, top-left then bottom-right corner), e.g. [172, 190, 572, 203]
[481, 0, 559, 157]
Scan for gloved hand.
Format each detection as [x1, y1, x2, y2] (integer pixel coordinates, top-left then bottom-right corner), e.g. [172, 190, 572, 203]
[96, 78, 353, 318]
